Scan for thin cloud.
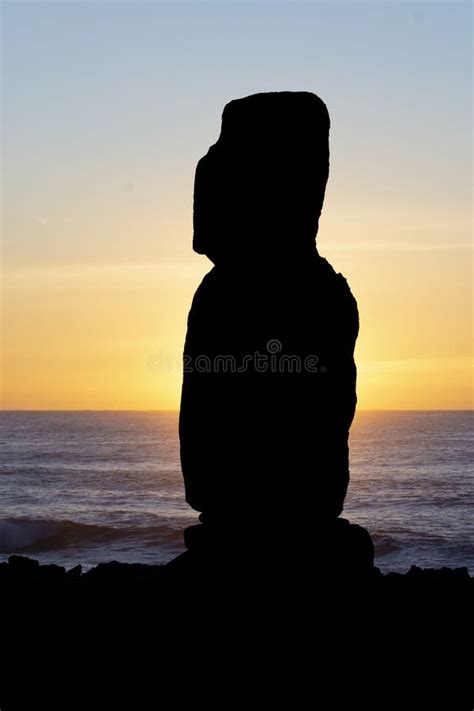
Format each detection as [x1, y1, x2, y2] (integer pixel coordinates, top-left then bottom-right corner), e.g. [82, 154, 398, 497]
[324, 242, 472, 253]
[2, 260, 207, 286]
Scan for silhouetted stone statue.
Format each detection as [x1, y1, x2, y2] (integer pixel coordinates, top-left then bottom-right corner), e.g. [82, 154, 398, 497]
[177, 91, 373, 575]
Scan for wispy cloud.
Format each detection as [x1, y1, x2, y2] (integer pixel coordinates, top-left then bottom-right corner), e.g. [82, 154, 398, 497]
[324, 242, 472, 253]
[2, 260, 208, 287]
[358, 356, 472, 373]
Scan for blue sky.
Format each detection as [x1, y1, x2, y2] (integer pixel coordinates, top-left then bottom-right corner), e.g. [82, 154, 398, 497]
[3, 1, 471, 267]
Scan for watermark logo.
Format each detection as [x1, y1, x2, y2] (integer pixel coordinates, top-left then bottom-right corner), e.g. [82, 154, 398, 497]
[147, 339, 327, 375]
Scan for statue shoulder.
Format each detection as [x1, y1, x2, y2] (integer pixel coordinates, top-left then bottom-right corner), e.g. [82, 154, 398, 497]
[317, 256, 356, 297]
[316, 256, 359, 337]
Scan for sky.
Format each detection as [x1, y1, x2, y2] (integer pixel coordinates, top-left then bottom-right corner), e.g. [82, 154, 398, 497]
[1, 0, 472, 410]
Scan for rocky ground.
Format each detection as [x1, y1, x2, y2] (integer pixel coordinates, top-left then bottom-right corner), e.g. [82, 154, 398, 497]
[0, 554, 472, 709]
[0, 552, 472, 587]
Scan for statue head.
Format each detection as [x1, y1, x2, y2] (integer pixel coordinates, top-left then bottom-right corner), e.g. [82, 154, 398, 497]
[193, 91, 330, 265]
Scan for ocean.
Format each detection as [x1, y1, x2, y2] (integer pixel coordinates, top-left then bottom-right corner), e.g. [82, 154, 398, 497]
[0, 410, 472, 573]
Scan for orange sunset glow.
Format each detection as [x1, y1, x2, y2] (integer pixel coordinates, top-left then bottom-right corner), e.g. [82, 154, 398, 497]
[1, 2, 471, 412]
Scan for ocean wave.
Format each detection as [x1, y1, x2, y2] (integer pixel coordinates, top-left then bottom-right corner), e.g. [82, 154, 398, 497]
[0, 518, 183, 554]
[371, 532, 402, 555]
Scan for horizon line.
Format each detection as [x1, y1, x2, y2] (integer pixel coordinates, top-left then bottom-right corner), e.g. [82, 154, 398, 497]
[1, 408, 472, 414]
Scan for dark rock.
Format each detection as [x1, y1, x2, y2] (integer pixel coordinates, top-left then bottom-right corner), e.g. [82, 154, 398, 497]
[0, 553, 470, 588]
[83, 561, 164, 583]
[385, 571, 405, 583]
[0, 562, 10, 577]
[406, 565, 471, 582]
[65, 564, 83, 580]
[8, 555, 40, 572]
[165, 516, 376, 589]
[37, 564, 66, 580]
